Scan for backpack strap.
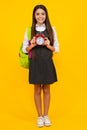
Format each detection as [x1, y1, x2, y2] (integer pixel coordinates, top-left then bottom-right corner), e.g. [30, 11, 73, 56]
[27, 27, 31, 40]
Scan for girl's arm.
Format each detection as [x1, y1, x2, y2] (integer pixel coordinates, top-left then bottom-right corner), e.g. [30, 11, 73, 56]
[43, 27, 60, 52]
[22, 29, 36, 53]
[26, 37, 37, 52]
[43, 38, 55, 52]
[22, 28, 29, 53]
[46, 44, 55, 52]
[52, 27, 60, 53]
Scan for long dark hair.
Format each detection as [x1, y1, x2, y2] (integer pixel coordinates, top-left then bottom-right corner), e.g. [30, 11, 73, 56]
[31, 4, 54, 46]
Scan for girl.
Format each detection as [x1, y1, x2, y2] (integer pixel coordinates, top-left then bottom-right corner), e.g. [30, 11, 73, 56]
[22, 4, 59, 127]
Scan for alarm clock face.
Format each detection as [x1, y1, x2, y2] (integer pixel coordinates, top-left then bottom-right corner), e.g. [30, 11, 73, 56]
[36, 36, 44, 45]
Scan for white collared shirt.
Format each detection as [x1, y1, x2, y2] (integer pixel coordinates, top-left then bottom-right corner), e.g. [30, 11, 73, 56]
[36, 23, 46, 32]
[22, 24, 60, 53]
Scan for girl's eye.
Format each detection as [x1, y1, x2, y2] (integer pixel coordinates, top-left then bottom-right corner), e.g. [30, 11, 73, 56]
[36, 13, 40, 15]
[42, 13, 45, 15]
[36, 13, 45, 16]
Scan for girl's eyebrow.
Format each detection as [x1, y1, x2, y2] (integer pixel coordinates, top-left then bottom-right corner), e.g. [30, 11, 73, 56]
[36, 12, 45, 14]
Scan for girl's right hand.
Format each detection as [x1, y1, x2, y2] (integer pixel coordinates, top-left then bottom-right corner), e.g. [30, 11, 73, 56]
[30, 37, 37, 47]
[26, 37, 37, 52]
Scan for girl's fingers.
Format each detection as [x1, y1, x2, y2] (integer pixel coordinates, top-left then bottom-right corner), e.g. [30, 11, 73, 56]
[44, 37, 48, 41]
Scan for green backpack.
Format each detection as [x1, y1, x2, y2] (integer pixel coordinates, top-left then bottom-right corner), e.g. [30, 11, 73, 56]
[19, 27, 31, 69]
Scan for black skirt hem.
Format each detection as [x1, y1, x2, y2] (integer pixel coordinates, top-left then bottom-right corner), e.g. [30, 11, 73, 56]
[29, 79, 58, 85]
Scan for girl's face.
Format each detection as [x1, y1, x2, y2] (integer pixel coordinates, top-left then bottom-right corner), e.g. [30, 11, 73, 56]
[35, 8, 46, 25]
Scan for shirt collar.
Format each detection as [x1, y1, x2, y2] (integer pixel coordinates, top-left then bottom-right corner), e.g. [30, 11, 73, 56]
[36, 23, 46, 32]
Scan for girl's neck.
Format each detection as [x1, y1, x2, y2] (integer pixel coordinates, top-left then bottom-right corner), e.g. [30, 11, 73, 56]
[36, 23, 45, 26]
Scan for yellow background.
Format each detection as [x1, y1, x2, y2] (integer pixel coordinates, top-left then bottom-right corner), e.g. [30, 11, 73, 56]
[0, 0, 87, 129]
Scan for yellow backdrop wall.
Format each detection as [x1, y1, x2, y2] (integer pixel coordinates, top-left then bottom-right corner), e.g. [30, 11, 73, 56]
[0, 0, 87, 130]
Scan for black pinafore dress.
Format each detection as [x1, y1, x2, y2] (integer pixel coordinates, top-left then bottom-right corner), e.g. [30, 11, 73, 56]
[29, 29, 57, 84]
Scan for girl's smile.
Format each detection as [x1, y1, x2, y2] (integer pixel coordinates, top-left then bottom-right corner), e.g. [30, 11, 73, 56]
[35, 9, 46, 25]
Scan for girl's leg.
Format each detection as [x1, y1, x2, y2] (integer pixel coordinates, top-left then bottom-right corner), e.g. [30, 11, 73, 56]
[43, 84, 50, 116]
[34, 84, 42, 116]
[43, 84, 52, 126]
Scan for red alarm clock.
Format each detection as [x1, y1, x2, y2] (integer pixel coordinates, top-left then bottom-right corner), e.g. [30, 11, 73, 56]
[35, 34, 45, 45]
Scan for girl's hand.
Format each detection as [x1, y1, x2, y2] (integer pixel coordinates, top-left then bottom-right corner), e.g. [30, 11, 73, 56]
[30, 37, 37, 47]
[26, 37, 37, 52]
[42, 37, 50, 46]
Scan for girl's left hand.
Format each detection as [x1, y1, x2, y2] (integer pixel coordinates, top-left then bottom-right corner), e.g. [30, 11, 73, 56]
[42, 37, 50, 46]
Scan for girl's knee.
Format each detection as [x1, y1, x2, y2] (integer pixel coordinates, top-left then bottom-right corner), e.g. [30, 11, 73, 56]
[43, 85, 50, 94]
[34, 84, 41, 95]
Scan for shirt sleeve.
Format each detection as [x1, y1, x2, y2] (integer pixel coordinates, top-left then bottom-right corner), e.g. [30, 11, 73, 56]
[22, 28, 29, 53]
[52, 27, 60, 53]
